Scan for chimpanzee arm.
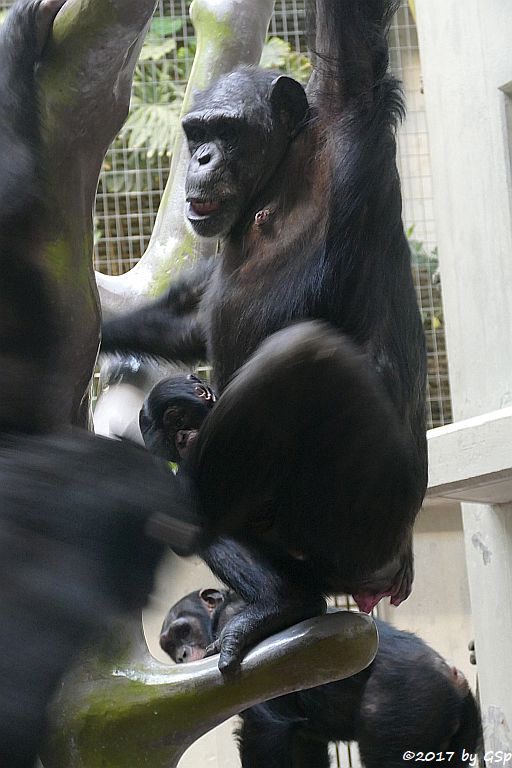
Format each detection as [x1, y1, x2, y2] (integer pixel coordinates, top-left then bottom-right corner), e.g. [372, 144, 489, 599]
[0, 0, 64, 216]
[100, 259, 214, 363]
[101, 314, 207, 364]
[159, 258, 215, 315]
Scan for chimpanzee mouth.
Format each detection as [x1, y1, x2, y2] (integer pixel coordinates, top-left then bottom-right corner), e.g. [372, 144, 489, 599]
[187, 199, 222, 220]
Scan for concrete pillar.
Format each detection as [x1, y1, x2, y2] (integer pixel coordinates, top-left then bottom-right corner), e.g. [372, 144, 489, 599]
[462, 503, 512, 753]
[416, 0, 512, 749]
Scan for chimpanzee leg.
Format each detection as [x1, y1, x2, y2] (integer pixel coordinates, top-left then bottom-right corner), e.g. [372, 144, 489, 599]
[239, 707, 330, 768]
[203, 537, 326, 672]
[291, 730, 331, 768]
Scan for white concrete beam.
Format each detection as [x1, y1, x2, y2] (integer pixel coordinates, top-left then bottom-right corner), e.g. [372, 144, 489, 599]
[426, 407, 512, 505]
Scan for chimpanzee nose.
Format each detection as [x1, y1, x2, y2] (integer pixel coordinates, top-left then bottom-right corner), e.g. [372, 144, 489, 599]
[193, 142, 221, 171]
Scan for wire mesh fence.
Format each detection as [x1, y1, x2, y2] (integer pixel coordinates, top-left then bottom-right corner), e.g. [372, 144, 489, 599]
[0, 0, 451, 428]
[389, 2, 452, 428]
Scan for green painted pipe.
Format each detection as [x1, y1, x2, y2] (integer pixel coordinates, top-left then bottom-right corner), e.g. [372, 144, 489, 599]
[42, 610, 377, 767]
[34, 0, 157, 426]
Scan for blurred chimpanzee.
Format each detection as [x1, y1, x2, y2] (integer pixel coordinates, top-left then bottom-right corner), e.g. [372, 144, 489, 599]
[0, 431, 199, 768]
[103, 0, 428, 672]
[102, 259, 214, 364]
[139, 372, 216, 462]
[0, 3, 200, 765]
[161, 590, 483, 768]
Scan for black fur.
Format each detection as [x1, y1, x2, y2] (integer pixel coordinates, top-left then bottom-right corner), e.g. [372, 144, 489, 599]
[102, 0, 427, 671]
[101, 259, 214, 363]
[162, 590, 483, 768]
[0, 429, 202, 768]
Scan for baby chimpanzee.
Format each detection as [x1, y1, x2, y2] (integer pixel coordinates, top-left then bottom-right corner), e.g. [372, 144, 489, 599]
[161, 590, 483, 768]
[139, 372, 216, 463]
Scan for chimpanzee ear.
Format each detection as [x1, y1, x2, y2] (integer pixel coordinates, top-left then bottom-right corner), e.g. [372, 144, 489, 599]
[269, 75, 309, 136]
[199, 588, 225, 614]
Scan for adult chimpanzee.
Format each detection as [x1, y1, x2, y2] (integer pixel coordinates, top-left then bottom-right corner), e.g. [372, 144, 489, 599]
[103, 0, 428, 672]
[0, 3, 200, 765]
[161, 590, 483, 768]
[139, 372, 216, 462]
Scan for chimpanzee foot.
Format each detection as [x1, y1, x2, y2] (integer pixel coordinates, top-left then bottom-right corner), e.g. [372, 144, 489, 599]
[352, 552, 414, 614]
[207, 597, 326, 674]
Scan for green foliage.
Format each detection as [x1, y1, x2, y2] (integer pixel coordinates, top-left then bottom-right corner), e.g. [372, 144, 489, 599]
[407, 227, 443, 331]
[103, 16, 188, 192]
[407, 225, 439, 276]
[260, 37, 312, 83]
[119, 53, 186, 161]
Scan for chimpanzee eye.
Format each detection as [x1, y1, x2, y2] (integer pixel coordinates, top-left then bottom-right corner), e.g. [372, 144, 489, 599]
[175, 415, 185, 429]
[163, 406, 179, 426]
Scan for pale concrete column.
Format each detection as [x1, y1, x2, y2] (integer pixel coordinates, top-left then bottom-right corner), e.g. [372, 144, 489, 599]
[462, 503, 512, 753]
[415, 0, 512, 750]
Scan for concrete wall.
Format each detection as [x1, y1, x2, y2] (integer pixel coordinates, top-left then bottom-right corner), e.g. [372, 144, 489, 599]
[415, 1, 512, 422]
[415, 0, 512, 752]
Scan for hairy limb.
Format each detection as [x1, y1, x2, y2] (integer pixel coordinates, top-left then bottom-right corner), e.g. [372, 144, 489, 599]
[101, 261, 213, 362]
[194, 323, 423, 579]
[0, 429, 199, 768]
[202, 537, 326, 672]
[238, 707, 331, 768]
[101, 313, 206, 364]
[160, 257, 215, 315]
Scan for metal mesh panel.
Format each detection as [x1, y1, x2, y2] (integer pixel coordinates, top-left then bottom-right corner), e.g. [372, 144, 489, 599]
[389, 2, 452, 428]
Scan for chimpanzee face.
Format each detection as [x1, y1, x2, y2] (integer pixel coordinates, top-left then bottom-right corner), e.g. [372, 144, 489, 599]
[182, 67, 309, 238]
[139, 373, 216, 463]
[159, 588, 225, 663]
